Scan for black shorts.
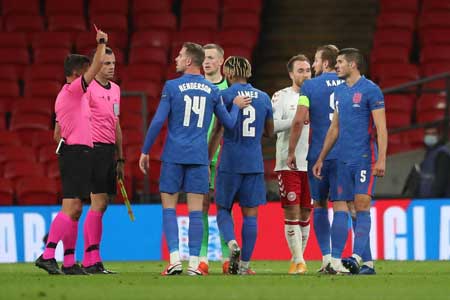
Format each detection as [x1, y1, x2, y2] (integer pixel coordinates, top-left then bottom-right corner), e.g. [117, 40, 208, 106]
[92, 142, 117, 195]
[59, 144, 93, 199]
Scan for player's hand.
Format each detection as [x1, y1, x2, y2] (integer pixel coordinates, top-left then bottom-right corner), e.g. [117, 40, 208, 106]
[139, 153, 150, 174]
[116, 161, 125, 180]
[96, 29, 108, 44]
[233, 96, 252, 108]
[312, 159, 324, 180]
[287, 154, 297, 170]
[372, 159, 386, 177]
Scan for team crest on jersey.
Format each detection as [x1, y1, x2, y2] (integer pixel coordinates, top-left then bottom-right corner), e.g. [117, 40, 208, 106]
[352, 92, 362, 108]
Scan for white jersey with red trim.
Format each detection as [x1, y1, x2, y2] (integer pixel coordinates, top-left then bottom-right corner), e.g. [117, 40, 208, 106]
[271, 87, 309, 172]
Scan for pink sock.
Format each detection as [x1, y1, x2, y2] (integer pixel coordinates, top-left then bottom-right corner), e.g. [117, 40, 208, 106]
[84, 210, 103, 265]
[82, 217, 91, 267]
[43, 212, 72, 260]
[62, 218, 79, 267]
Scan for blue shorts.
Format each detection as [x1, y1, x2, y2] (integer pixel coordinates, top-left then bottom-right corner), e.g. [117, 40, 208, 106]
[307, 159, 338, 202]
[335, 160, 376, 201]
[159, 162, 209, 194]
[215, 171, 266, 209]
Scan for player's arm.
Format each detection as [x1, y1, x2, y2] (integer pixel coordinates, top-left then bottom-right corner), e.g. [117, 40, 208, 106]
[53, 122, 61, 143]
[372, 108, 387, 177]
[313, 111, 339, 179]
[214, 95, 251, 130]
[208, 119, 224, 161]
[286, 95, 309, 169]
[272, 92, 291, 133]
[83, 30, 108, 85]
[139, 89, 171, 174]
[115, 120, 125, 179]
[264, 98, 274, 138]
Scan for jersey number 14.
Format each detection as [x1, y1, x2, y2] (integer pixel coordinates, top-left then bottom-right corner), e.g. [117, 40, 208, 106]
[183, 95, 206, 128]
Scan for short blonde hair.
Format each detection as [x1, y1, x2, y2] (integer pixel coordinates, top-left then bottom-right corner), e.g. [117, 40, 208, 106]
[223, 56, 252, 79]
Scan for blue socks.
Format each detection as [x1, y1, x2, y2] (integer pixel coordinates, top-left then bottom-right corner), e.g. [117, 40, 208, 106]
[217, 206, 235, 243]
[313, 208, 331, 256]
[352, 215, 372, 262]
[188, 211, 203, 257]
[163, 208, 179, 253]
[331, 211, 349, 258]
[241, 216, 257, 262]
[353, 211, 371, 258]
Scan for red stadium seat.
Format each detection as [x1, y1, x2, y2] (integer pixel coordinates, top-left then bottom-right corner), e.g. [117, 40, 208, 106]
[180, 13, 219, 31]
[46, 160, 60, 179]
[402, 128, 425, 148]
[181, 0, 219, 15]
[25, 64, 65, 83]
[370, 46, 410, 65]
[121, 116, 144, 133]
[31, 130, 55, 149]
[133, 13, 177, 32]
[33, 48, 71, 65]
[417, 95, 447, 112]
[222, 13, 261, 34]
[376, 13, 416, 31]
[0, 178, 14, 205]
[130, 31, 172, 50]
[0, 81, 20, 98]
[75, 32, 127, 52]
[373, 29, 413, 49]
[4, 161, 45, 184]
[31, 32, 73, 50]
[48, 15, 87, 32]
[420, 46, 450, 64]
[420, 29, 450, 47]
[121, 80, 162, 100]
[422, 0, 450, 13]
[38, 144, 58, 165]
[0, 49, 29, 69]
[10, 113, 51, 131]
[132, 0, 171, 14]
[0, 32, 28, 48]
[0, 146, 36, 164]
[171, 30, 215, 52]
[24, 80, 61, 98]
[46, 0, 84, 15]
[2, 0, 40, 16]
[384, 95, 415, 113]
[421, 62, 450, 88]
[4, 15, 45, 32]
[122, 129, 143, 147]
[121, 96, 143, 115]
[128, 47, 168, 66]
[371, 63, 418, 83]
[16, 177, 59, 205]
[223, 47, 253, 61]
[216, 30, 259, 50]
[124, 64, 164, 82]
[89, 14, 128, 33]
[0, 65, 21, 81]
[379, 0, 419, 14]
[419, 12, 450, 32]
[417, 110, 446, 123]
[11, 98, 54, 119]
[0, 131, 21, 147]
[89, 0, 129, 15]
[223, 0, 263, 14]
[386, 111, 411, 128]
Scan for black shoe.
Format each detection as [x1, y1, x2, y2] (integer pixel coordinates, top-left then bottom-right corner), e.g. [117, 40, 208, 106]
[228, 244, 241, 275]
[61, 263, 90, 275]
[83, 262, 116, 274]
[35, 255, 64, 275]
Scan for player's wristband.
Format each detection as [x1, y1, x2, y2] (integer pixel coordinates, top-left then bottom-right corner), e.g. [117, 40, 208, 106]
[98, 38, 106, 44]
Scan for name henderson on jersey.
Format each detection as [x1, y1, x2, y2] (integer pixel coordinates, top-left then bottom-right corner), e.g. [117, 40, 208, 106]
[178, 82, 212, 93]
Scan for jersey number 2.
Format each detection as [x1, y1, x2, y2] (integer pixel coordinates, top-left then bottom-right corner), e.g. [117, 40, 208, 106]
[183, 95, 206, 128]
[243, 106, 256, 137]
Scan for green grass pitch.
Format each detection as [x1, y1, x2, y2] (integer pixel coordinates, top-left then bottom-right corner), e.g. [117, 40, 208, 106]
[1, 261, 450, 300]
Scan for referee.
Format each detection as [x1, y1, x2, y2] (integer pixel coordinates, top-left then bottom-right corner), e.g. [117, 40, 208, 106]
[35, 30, 108, 275]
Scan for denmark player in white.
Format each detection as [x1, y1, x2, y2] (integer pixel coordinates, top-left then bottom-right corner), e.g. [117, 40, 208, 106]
[271, 54, 312, 274]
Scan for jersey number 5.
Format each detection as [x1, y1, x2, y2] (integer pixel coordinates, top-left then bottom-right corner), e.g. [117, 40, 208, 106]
[242, 106, 256, 137]
[183, 95, 206, 128]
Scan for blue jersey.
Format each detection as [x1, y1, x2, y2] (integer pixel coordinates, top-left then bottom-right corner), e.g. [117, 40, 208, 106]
[334, 76, 384, 164]
[142, 73, 239, 165]
[300, 72, 344, 161]
[218, 83, 273, 174]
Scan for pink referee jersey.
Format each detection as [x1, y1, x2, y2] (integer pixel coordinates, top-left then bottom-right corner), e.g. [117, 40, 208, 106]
[55, 76, 93, 147]
[87, 79, 121, 144]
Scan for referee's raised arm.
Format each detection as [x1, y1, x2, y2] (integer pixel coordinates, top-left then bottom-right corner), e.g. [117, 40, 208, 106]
[83, 30, 108, 85]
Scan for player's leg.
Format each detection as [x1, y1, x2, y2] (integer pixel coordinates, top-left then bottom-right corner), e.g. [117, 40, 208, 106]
[299, 171, 313, 259]
[277, 171, 304, 274]
[83, 144, 116, 274]
[343, 162, 376, 274]
[159, 162, 183, 275]
[184, 164, 209, 275]
[199, 191, 211, 272]
[308, 160, 331, 272]
[215, 171, 240, 274]
[328, 160, 352, 274]
[237, 173, 267, 275]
